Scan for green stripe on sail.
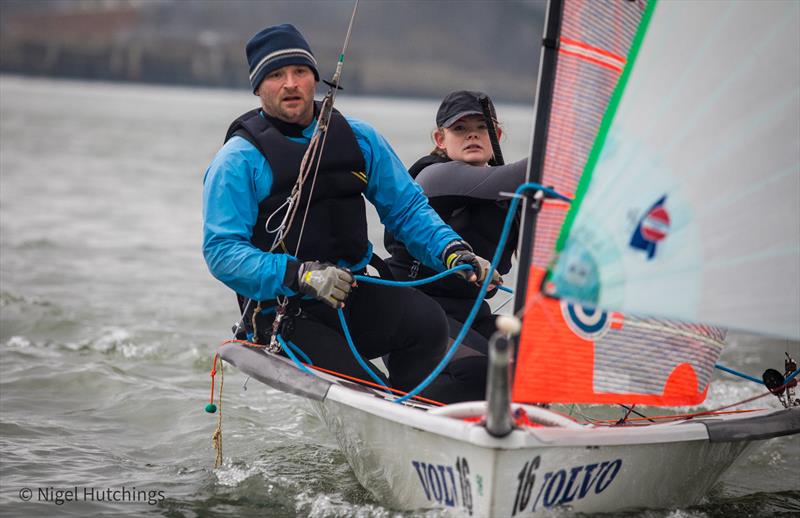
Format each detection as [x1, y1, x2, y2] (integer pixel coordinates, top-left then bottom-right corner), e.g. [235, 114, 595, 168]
[549, 0, 659, 265]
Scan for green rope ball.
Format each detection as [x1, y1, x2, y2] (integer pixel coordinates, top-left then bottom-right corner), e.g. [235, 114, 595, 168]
[205, 403, 218, 413]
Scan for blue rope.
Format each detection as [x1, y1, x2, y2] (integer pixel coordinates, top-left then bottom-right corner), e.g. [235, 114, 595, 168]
[285, 339, 313, 365]
[714, 363, 764, 385]
[354, 261, 514, 293]
[337, 308, 390, 388]
[278, 265, 508, 391]
[354, 264, 472, 287]
[276, 334, 315, 376]
[714, 363, 800, 387]
[278, 182, 566, 400]
[390, 182, 559, 403]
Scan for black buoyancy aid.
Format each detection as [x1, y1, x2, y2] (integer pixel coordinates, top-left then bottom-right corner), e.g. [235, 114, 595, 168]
[385, 154, 518, 300]
[384, 154, 449, 274]
[225, 104, 368, 265]
[408, 153, 449, 180]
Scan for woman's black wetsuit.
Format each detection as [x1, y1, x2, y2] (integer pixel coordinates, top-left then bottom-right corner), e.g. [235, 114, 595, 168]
[385, 155, 527, 354]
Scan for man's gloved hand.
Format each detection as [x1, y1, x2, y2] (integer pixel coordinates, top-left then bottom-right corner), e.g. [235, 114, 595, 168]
[297, 261, 354, 309]
[442, 240, 503, 288]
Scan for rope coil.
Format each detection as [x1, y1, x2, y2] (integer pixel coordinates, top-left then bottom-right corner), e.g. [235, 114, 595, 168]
[207, 354, 224, 469]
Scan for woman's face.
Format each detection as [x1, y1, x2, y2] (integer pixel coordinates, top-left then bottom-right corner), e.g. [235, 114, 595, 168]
[434, 114, 500, 166]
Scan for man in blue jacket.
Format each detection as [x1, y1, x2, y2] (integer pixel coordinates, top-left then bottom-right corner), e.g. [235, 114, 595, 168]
[202, 24, 497, 403]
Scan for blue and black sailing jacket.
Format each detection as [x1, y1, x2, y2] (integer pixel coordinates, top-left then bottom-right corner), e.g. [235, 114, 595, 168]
[202, 107, 461, 302]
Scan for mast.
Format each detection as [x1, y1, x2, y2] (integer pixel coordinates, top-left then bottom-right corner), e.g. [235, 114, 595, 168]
[512, 0, 563, 315]
[484, 0, 564, 437]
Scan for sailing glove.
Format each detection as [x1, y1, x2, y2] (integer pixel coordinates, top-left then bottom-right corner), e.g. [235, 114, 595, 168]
[442, 240, 502, 287]
[296, 261, 354, 309]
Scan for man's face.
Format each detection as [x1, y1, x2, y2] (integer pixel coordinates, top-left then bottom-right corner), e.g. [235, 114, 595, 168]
[256, 65, 316, 126]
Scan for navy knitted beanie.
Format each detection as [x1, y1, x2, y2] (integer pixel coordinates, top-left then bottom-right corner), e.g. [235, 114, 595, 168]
[246, 24, 320, 92]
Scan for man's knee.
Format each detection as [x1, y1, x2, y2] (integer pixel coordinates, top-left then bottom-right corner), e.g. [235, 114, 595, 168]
[405, 291, 449, 348]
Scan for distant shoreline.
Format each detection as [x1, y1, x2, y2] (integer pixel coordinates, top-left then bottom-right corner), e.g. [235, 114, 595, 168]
[0, 73, 536, 109]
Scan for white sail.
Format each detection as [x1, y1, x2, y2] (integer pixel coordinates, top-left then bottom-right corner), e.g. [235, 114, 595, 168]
[547, 0, 800, 340]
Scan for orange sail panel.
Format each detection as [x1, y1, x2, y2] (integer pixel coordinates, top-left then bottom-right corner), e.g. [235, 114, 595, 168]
[513, 268, 723, 406]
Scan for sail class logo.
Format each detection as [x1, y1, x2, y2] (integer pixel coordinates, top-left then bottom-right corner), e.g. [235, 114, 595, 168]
[630, 195, 670, 259]
[561, 301, 623, 341]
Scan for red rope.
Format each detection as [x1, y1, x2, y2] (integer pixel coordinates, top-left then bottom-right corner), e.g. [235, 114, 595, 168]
[591, 408, 760, 425]
[217, 339, 446, 407]
[209, 353, 219, 405]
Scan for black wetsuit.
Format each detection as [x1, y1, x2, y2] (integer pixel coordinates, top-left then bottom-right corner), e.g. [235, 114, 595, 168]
[385, 155, 527, 353]
[274, 283, 487, 403]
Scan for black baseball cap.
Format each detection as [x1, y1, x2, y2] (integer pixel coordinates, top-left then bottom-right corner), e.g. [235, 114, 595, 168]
[435, 90, 497, 128]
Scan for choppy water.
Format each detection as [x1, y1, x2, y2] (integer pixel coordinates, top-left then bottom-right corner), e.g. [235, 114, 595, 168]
[1, 76, 798, 517]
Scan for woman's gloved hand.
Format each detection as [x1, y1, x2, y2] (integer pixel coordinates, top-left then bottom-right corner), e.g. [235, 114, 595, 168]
[441, 240, 502, 288]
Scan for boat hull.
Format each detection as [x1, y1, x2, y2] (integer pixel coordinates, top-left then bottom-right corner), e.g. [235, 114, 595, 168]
[311, 388, 761, 516]
[217, 343, 797, 516]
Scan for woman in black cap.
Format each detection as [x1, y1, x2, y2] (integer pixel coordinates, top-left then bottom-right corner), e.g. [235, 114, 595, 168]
[385, 90, 527, 355]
